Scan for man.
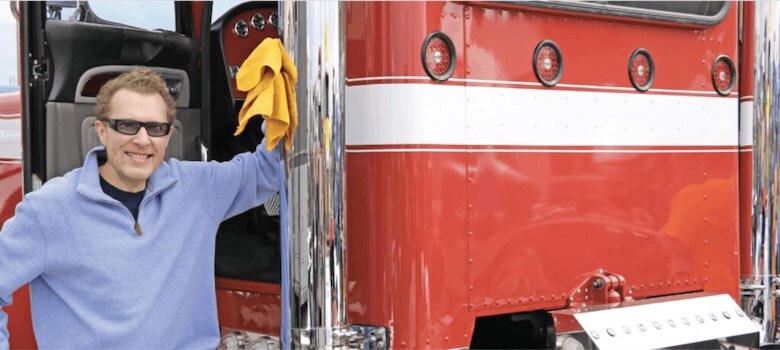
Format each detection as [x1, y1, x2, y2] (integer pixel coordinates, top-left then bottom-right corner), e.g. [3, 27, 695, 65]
[0, 69, 281, 348]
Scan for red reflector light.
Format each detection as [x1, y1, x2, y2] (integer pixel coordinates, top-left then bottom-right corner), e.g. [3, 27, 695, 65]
[628, 49, 654, 92]
[712, 55, 735, 96]
[533, 40, 563, 86]
[422, 31, 456, 82]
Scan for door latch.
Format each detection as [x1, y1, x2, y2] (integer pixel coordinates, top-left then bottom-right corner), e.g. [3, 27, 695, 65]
[32, 58, 49, 82]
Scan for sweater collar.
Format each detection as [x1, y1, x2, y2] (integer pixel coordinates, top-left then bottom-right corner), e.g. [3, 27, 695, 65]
[77, 146, 177, 201]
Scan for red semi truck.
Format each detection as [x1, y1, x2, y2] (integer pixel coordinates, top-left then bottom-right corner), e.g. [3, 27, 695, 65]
[3, 1, 779, 348]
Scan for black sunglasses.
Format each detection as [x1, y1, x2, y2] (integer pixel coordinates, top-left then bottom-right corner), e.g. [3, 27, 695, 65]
[102, 119, 172, 137]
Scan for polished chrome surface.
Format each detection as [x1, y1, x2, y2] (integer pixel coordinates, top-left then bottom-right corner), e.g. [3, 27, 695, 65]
[281, 2, 348, 348]
[557, 334, 588, 350]
[199, 140, 208, 162]
[347, 325, 388, 350]
[251, 13, 265, 31]
[218, 330, 280, 350]
[234, 20, 249, 38]
[31, 174, 41, 191]
[569, 294, 758, 349]
[740, 1, 780, 345]
[270, 11, 279, 28]
[229, 65, 240, 79]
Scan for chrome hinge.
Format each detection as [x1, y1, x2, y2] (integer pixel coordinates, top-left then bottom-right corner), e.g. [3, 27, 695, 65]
[198, 138, 209, 162]
[32, 58, 49, 82]
[347, 324, 388, 350]
[218, 329, 279, 350]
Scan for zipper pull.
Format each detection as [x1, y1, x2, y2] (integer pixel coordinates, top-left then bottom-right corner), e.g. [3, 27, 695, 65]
[134, 221, 143, 236]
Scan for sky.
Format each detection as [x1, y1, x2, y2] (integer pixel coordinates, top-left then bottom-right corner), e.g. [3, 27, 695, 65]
[0, 1, 18, 87]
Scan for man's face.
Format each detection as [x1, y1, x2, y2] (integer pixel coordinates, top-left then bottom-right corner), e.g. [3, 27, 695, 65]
[96, 89, 171, 192]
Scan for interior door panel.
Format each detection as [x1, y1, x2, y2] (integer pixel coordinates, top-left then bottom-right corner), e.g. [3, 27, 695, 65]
[44, 20, 200, 104]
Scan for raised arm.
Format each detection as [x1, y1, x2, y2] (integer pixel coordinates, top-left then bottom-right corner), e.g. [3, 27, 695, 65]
[187, 139, 282, 224]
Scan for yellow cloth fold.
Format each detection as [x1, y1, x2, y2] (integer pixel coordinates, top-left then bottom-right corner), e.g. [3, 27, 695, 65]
[234, 38, 298, 151]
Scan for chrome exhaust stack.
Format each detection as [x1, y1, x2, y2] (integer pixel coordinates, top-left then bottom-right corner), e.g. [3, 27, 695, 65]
[280, 2, 350, 348]
[740, 0, 780, 345]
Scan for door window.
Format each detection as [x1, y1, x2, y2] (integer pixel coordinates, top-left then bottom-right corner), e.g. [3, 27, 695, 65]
[48, 1, 175, 31]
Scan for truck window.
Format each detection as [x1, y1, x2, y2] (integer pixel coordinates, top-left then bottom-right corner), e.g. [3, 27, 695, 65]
[508, 1, 729, 26]
[48, 0, 175, 32]
[212, 0, 243, 24]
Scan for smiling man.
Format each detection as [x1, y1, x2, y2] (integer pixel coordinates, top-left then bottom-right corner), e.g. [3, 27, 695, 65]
[0, 69, 282, 349]
[96, 81, 174, 193]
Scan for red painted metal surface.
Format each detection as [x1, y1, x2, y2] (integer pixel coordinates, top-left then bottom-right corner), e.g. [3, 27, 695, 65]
[739, 150, 753, 277]
[347, 2, 738, 95]
[3, 164, 28, 349]
[215, 278, 281, 337]
[346, 2, 466, 82]
[6, 286, 34, 350]
[466, 151, 739, 312]
[345, 150, 739, 348]
[738, 2, 755, 101]
[464, 2, 737, 94]
[344, 2, 740, 349]
[0, 92, 31, 349]
[192, 1, 204, 41]
[346, 151, 472, 349]
[0, 93, 21, 117]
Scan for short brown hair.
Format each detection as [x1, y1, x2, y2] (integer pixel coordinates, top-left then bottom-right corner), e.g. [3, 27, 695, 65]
[95, 68, 176, 122]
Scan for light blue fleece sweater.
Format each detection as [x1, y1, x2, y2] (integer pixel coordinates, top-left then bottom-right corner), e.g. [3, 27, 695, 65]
[0, 144, 280, 349]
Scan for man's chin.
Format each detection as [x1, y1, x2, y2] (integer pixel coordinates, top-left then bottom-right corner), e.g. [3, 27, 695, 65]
[123, 169, 154, 184]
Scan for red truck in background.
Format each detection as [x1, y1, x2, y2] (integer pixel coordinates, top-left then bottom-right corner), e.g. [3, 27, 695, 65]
[3, 1, 780, 349]
[0, 89, 25, 348]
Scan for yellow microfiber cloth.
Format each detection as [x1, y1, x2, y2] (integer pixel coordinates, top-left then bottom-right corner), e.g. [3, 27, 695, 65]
[235, 38, 298, 151]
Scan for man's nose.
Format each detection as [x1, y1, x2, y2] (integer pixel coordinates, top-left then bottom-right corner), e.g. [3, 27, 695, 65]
[132, 127, 152, 145]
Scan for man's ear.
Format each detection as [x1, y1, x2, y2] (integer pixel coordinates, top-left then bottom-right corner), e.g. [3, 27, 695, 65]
[95, 118, 108, 146]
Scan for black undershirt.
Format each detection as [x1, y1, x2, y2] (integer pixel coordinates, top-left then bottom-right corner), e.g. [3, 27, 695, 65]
[99, 176, 145, 220]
